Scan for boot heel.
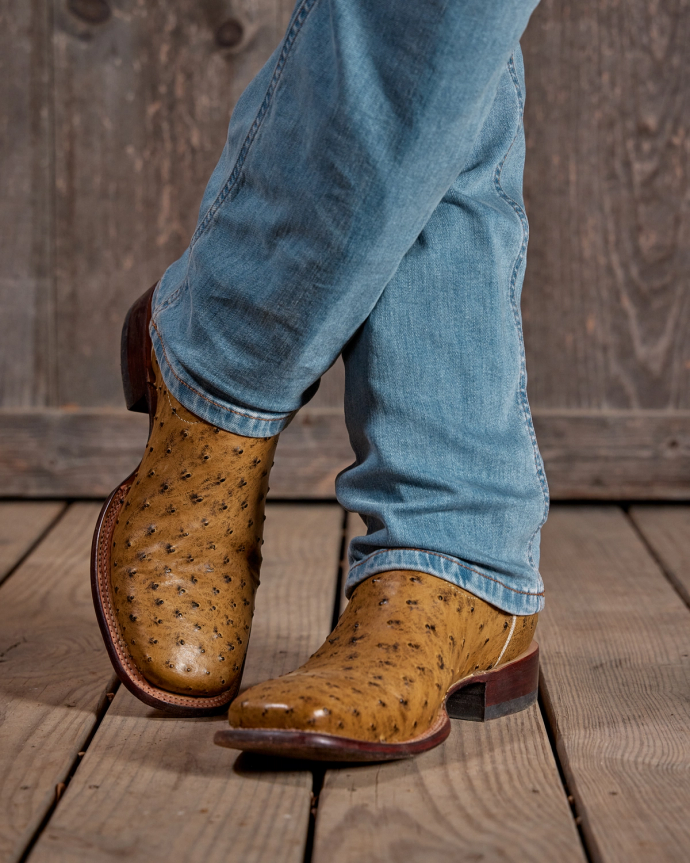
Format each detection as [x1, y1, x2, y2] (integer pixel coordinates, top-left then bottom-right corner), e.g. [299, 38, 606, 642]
[445, 641, 539, 722]
[121, 284, 157, 413]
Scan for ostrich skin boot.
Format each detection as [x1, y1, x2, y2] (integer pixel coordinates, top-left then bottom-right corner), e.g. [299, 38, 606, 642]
[95, 349, 278, 715]
[216, 570, 538, 760]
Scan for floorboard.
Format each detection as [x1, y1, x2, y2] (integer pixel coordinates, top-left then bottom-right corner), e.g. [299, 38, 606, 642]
[28, 504, 343, 863]
[538, 505, 690, 863]
[0, 501, 65, 585]
[0, 503, 116, 863]
[629, 505, 690, 607]
[313, 704, 586, 863]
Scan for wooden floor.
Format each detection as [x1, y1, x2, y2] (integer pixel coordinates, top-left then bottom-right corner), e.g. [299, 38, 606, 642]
[1, 502, 689, 863]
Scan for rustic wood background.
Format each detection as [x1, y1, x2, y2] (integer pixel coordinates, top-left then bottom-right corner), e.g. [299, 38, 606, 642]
[1, 0, 688, 498]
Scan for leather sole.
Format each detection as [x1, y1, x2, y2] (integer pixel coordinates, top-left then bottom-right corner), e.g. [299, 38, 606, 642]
[213, 641, 539, 761]
[90, 285, 236, 717]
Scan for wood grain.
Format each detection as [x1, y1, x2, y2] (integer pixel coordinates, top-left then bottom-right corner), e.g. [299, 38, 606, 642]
[522, 0, 690, 411]
[532, 409, 690, 498]
[2, 408, 689, 499]
[312, 694, 584, 862]
[538, 506, 690, 862]
[29, 503, 342, 863]
[52, 0, 296, 407]
[0, 407, 353, 499]
[0, 0, 56, 406]
[629, 505, 690, 607]
[0, 501, 65, 585]
[0, 503, 117, 863]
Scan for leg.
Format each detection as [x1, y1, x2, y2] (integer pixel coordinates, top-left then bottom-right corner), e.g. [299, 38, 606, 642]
[338, 47, 548, 616]
[151, 0, 540, 434]
[93, 0, 543, 719]
[221, 52, 547, 759]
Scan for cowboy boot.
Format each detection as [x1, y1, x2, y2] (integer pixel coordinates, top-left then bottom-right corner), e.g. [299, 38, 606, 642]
[215, 569, 538, 759]
[92, 286, 278, 715]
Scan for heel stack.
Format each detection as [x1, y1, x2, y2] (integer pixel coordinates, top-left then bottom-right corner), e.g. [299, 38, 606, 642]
[445, 641, 539, 722]
[121, 284, 156, 413]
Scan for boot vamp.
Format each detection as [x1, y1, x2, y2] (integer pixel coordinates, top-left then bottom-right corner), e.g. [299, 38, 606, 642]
[228, 570, 536, 742]
[110, 360, 277, 697]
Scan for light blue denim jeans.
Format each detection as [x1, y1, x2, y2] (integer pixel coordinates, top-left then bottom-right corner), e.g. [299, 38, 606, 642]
[151, 0, 548, 615]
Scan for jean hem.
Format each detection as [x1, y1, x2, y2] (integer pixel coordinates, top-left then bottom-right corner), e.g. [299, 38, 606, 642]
[149, 321, 295, 438]
[345, 548, 545, 615]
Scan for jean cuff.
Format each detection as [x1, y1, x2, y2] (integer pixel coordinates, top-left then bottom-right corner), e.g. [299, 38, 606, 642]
[345, 547, 545, 616]
[149, 322, 296, 438]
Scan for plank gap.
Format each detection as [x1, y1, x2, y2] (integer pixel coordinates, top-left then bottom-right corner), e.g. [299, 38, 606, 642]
[329, 509, 349, 632]
[16, 679, 120, 863]
[302, 768, 326, 863]
[0, 501, 69, 584]
[537, 681, 594, 863]
[624, 506, 690, 610]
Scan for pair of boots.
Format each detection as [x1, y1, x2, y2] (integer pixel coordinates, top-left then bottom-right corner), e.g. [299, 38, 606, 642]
[91, 288, 538, 762]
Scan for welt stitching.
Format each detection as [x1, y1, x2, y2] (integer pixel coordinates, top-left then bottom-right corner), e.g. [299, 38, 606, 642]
[189, 0, 319, 252]
[494, 54, 549, 572]
[152, 318, 292, 424]
[349, 547, 545, 597]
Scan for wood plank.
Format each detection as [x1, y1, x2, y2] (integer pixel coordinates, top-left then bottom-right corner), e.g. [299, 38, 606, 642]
[0, 502, 65, 585]
[0, 407, 352, 499]
[532, 410, 690, 498]
[629, 505, 690, 607]
[522, 0, 690, 411]
[0, 504, 117, 863]
[2, 408, 689, 499]
[538, 506, 690, 862]
[52, 0, 295, 407]
[29, 503, 342, 863]
[313, 706, 585, 863]
[0, 0, 56, 406]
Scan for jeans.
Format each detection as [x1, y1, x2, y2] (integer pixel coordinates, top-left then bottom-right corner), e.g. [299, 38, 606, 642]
[150, 0, 548, 615]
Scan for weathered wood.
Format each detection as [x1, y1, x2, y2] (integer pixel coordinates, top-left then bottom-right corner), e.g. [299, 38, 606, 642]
[522, 0, 690, 411]
[629, 505, 690, 607]
[532, 410, 690, 498]
[52, 0, 295, 407]
[0, 504, 117, 863]
[0, 0, 55, 406]
[0, 407, 353, 498]
[313, 706, 585, 863]
[311, 358, 346, 410]
[29, 503, 342, 863]
[538, 506, 690, 862]
[340, 511, 366, 612]
[2, 408, 689, 499]
[0, 501, 65, 585]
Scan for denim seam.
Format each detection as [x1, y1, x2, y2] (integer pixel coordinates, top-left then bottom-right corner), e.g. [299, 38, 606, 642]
[188, 0, 319, 254]
[494, 54, 549, 571]
[151, 318, 293, 424]
[349, 547, 545, 597]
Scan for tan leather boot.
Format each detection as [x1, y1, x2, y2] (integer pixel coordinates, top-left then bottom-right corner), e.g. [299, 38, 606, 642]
[215, 570, 538, 760]
[92, 286, 277, 715]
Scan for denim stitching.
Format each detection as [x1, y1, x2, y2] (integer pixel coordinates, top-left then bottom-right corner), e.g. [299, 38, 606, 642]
[152, 318, 293, 424]
[349, 547, 545, 597]
[494, 55, 549, 571]
[189, 0, 319, 252]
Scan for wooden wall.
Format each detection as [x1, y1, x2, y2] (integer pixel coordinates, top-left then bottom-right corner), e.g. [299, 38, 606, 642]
[0, 0, 688, 498]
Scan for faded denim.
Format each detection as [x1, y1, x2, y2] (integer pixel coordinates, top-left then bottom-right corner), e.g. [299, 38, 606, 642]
[151, 0, 548, 615]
